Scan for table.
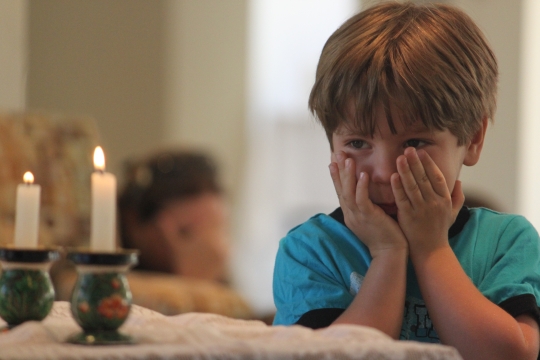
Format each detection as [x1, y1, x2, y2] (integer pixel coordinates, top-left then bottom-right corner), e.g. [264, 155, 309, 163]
[0, 302, 462, 359]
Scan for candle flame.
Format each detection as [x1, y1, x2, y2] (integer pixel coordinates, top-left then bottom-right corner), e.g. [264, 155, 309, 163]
[94, 146, 106, 171]
[23, 171, 34, 184]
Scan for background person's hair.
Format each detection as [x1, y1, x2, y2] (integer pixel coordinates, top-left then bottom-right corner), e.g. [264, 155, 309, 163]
[308, 1, 498, 147]
[118, 150, 221, 248]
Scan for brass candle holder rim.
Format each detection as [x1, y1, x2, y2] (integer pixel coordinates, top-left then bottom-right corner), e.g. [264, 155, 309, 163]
[66, 248, 139, 266]
[0, 245, 61, 263]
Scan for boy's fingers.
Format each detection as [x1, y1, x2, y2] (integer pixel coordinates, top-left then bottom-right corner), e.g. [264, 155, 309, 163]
[355, 171, 371, 212]
[417, 149, 448, 198]
[404, 148, 433, 199]
[328, 162, 342, 198]
[396, 154, 423, 204]
[333, 152, 356, 209]
[391, 172, 412, 211]
[339, 158, 357, 206]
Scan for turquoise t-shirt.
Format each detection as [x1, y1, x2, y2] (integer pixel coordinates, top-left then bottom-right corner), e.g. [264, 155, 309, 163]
[273, 207, 540, 342]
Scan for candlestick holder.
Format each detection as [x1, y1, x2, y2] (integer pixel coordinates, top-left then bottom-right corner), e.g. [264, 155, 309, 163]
[66, 248, 138, 345]
[0, 246, 60, 329]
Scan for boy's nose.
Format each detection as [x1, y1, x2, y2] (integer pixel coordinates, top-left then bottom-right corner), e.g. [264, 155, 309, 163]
[369, 151, 398, 184]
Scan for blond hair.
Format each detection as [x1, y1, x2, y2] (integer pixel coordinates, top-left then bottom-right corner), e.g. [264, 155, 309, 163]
[309, 1, 498, 146]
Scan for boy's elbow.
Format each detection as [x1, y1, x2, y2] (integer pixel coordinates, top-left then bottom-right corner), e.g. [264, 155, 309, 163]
[502, 339, 538, 360]
[494, 317, 539, 360]
[513, 315, 540, 360]
[457, 316, 539, 360]
[464, 336, 537, 360]
[519, 336, 540, 360]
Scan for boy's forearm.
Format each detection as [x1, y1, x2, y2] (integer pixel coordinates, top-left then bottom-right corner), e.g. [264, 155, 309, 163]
[332, 249, 408, 339]
[412, 246, 539, 360]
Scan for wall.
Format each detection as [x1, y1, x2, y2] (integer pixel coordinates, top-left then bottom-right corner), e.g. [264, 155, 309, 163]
[453, 0, 522, 213]
[162, 0, 247, 201]
[26, 0, 247, 199]
[518, 0, 540, 228]
[0, 0, 27, 111]
[27, 0, 166, 180]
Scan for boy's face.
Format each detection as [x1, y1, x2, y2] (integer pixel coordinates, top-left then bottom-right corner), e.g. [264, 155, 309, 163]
[331, 110, 485, 217]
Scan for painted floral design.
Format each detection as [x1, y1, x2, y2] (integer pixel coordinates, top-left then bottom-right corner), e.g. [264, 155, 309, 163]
[97, 294, 129, 319]
[78, 301, 90, 313]
[111, 278, 121, 289]
[0, 269, 54, 326]
[70, 271, 132, 331]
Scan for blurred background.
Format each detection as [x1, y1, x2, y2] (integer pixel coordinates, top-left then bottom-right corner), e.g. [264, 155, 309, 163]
[0, 0, 539, 317]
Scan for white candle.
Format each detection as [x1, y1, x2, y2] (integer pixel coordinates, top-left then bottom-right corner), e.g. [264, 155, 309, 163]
[14, 171, 41, 248]
[90, 146, 117, 252]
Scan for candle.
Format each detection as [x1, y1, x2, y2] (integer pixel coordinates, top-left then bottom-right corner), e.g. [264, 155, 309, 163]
[14, 171, 41, 248]
[90, 146, 117, 252]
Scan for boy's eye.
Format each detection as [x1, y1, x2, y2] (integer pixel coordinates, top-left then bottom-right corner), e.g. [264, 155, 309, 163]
[349, 140, 366, 149]
[404, 139, 426, 148]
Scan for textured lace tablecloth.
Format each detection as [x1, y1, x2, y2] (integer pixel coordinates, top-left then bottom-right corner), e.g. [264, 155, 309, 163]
[0, 301, 462, 360]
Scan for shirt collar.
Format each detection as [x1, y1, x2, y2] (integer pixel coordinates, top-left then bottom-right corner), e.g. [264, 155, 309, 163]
[329, 205, 471, 238]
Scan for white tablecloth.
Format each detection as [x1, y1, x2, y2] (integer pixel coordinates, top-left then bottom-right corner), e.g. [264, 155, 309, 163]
[0, 302, 462, 360]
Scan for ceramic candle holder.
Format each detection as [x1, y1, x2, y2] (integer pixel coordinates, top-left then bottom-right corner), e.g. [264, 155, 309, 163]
[0, 246, 60, 329]
[66, 249, 138, 345]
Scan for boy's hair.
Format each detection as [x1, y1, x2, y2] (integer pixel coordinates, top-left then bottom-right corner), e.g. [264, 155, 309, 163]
[308, 1, 498, 146]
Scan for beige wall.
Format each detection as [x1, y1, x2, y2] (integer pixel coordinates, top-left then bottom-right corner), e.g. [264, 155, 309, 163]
[518, 0, 540, 227]
[162, 0, 247, 201]
[26, 0, 247, 200]
[27, 0, 167, 181]
[0, 0, 27, 111]
[453, 0, 522, 212]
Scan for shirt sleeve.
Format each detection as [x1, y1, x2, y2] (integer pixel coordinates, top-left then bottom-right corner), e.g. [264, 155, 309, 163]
[295, 308, 345, 329]
[498, 294, 540, 326]
[272, 233, 353, 326]
[477, 215, 540, 311]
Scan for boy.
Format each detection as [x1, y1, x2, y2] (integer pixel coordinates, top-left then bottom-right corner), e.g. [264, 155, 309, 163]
[272, 2, 540, 360]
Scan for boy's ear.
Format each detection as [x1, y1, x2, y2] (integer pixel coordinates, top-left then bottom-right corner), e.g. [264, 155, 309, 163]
[463, 117, 489, 166]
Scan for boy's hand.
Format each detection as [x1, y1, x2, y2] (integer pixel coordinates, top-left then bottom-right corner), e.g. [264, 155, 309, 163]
[329, 152, 408, 258]
[390, 147, 464, 258]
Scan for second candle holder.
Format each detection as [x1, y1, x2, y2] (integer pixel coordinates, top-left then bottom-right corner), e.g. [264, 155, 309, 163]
[66, 249, 138, 345]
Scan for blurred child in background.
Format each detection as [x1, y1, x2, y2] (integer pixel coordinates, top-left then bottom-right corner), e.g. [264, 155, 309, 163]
[118, 150, 230, 284]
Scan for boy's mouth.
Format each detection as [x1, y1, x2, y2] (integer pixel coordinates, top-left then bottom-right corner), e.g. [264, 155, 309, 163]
[377, 203, 397, 216]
